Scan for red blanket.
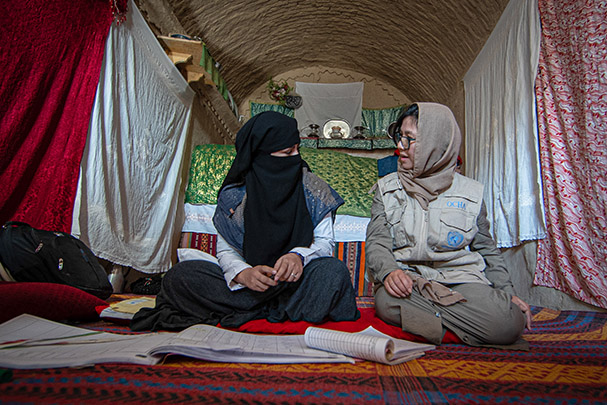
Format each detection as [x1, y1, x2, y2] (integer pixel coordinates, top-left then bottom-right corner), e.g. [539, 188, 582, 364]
[231, 306, 462, 343]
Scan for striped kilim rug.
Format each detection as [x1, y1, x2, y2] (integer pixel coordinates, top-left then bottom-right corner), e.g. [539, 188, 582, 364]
[1, 307, 606, 404]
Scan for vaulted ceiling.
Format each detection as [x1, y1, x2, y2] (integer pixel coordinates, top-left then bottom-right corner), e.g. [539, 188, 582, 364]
[138, 0, 510, 107]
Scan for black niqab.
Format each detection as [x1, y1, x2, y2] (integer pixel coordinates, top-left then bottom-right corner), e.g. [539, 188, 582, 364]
[219, 112, 313, 267]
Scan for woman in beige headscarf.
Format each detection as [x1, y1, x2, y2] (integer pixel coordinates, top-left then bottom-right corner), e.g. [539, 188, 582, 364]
[366, 103, 531, 349]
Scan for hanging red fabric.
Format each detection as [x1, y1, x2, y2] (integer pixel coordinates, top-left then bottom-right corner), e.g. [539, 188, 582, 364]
[0, 0, 120, 232]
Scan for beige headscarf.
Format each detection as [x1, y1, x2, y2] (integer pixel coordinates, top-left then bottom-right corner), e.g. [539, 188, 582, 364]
[397, 102, 461, 210]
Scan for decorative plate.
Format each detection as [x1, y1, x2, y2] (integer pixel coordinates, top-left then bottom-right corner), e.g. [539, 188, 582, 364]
[322, 120, 351, 139]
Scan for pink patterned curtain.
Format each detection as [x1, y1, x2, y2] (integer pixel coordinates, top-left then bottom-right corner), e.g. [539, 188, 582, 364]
[534, 0, 607, 308]
[0, 1, 123, 232]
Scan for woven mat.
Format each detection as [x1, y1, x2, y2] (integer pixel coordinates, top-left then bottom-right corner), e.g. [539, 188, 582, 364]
[1, 306, 606, 404]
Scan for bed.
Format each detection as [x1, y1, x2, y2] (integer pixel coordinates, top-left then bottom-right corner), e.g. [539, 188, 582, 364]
[1, 145, 606, 404]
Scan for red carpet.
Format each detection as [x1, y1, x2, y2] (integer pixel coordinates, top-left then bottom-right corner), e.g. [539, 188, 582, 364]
[1, 305, 606, 404]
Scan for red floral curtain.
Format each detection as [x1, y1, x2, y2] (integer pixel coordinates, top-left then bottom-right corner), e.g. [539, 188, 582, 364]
[0, 0, 120, 232]
[534, 0, 607, 308]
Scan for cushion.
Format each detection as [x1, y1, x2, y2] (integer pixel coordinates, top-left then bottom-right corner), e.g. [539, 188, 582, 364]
[185, 144, 235, 205]
[184, 144, 378, 218]
[0, 282, 108, 324]
[377, 154, 398, 177]
[300, 148, 377, 217]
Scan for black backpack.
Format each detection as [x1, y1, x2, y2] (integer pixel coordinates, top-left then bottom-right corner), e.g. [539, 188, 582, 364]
[0, 221, 113, 299]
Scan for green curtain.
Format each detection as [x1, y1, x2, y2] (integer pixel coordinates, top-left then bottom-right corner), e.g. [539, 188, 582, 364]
[199, 44, 229, 101]
[249, 102, 403, 136]
[250, 102, 294, 118]
[362, 105, 405, 137]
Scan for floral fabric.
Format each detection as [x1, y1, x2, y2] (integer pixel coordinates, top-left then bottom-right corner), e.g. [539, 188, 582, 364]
[534, 0, 607, 309]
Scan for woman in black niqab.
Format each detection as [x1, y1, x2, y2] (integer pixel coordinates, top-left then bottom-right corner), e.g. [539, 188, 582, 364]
[220, 111, 313, 267]
[131, 111, 359, 332]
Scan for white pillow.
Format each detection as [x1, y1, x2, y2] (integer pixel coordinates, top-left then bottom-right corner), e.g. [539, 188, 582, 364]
[177, 248, 219, 264]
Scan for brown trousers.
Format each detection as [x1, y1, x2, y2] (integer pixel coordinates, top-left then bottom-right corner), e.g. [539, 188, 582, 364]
[375, 282, 528, 349]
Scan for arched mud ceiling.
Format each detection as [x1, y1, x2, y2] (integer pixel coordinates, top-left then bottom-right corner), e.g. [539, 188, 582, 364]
[138, 0, 509, 106]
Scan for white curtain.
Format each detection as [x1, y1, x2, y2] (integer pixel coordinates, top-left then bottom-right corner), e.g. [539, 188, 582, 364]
[464, 0, 545, 248]
[72, 0, 194, 273]
[294, 82, 363, 132]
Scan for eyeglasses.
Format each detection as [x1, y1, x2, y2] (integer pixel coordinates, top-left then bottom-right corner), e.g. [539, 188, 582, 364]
[391, 128, 416, 150]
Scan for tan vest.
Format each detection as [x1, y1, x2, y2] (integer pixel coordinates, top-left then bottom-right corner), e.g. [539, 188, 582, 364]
[376, 172, 491, 285]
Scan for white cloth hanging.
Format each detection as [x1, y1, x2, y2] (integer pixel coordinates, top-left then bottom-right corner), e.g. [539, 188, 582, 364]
[72, 0, 194, 273]
[294, 82, 363, 132]
[464, 0, 545, 248]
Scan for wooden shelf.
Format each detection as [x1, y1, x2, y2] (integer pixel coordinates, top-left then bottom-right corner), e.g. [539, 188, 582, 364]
[157, 36, 216, 86]
[300, 137, 395, 150]
[167, 52, 192, 65]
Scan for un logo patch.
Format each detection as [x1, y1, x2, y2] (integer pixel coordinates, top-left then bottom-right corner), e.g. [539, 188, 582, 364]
[447, 231, 464, 247]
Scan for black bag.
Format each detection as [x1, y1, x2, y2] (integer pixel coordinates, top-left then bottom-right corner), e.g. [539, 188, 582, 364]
[0, 221, 113, 299]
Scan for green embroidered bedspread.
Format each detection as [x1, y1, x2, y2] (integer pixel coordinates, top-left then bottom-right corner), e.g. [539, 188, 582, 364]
[185, 144, 377, 217]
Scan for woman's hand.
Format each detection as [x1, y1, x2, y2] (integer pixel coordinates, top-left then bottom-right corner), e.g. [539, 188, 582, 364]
[274, 252, 304, 282]
[234, 266, 277, 292]
[512, 295, 532, 329]
[384, 269, 414, 298]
